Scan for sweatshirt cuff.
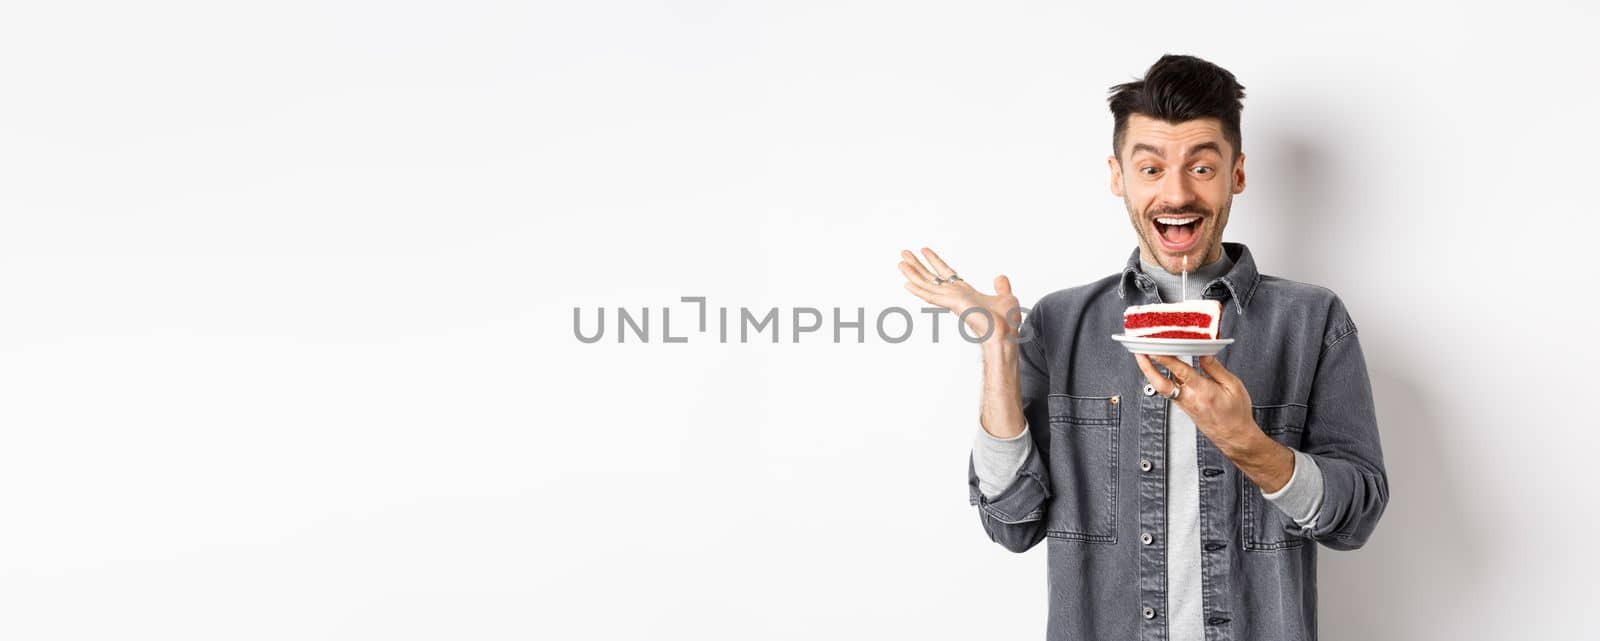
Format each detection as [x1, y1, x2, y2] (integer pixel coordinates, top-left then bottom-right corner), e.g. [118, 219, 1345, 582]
[973, 422, 1033, 499]
[1260, 448, 1325, 528]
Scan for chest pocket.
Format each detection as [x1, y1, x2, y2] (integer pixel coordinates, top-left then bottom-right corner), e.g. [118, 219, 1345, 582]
[1241, 403, 1309, 551]
[1045, 393, 1120, 544]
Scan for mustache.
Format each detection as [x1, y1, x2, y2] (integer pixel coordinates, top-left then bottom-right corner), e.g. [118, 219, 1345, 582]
[1148, 204, 1209, 218]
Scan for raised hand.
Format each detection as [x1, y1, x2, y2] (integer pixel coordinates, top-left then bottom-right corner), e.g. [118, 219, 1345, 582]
[898, 247, 1021, 347]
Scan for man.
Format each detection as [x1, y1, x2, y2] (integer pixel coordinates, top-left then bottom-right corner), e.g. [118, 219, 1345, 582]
[897, 54, 1388, 641]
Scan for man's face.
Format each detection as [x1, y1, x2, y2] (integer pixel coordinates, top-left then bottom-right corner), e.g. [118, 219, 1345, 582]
[1108, 114, 1246, 275]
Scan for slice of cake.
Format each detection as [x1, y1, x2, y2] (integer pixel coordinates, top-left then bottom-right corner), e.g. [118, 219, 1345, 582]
[1123, 299, 1223, 340]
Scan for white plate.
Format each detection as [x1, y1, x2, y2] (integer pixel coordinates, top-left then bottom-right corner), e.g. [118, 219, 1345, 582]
[1111, 334, 1234, 357]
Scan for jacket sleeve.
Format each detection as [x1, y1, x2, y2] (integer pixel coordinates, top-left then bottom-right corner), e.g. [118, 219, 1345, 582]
[966, 303, 1054, 553]
[1295, 300, 1390, 550]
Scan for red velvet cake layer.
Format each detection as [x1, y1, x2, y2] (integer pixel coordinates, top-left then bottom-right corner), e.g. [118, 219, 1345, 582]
[1144, 330, 1212, 339]
[1124, 311, 1213, 329]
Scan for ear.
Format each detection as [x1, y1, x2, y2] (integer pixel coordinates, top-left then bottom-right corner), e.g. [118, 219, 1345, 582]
[1108, 155, 1125, 197]
[1231, 152, 1247, 194]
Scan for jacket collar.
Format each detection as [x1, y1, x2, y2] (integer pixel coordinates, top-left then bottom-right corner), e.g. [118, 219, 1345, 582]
[1116, 241, 1262, 315]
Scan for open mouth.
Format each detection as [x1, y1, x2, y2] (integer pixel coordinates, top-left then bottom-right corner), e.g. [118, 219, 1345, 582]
[1154, 215, 1202, 251]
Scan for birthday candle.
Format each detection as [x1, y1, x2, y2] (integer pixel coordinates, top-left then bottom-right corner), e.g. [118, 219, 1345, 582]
[1181, 255, 1188, 301]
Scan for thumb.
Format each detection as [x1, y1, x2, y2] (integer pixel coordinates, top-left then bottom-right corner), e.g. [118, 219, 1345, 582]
[1196, 355, 1236, 387]
[994, 274, 1012, 297]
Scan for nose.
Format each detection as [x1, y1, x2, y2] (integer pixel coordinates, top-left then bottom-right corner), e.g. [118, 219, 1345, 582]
[1157, 168, 1194, 209]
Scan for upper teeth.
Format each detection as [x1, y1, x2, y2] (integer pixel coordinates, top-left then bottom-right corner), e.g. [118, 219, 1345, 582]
[1156, 217, 1199, 225]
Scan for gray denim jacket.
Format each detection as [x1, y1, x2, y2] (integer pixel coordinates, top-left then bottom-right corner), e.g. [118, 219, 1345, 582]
[967, 241, 1389, 641]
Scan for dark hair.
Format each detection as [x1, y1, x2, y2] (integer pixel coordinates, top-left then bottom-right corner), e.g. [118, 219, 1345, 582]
[1108, 54, 1245, 160]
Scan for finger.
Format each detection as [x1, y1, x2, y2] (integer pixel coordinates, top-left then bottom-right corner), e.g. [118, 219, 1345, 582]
[1153, 356, 1221, 401]
[899, 259, 941, 288]
[900, 251, 935, 280]
[902, 281, 947, 305]
[1196, 355, 1239, 388]
[920, 247, 957, 279]
[900, 270, 944, 299]
[898, 260, 925, 283]
[1133, 353, 1174, 394]
[899, 251, 937, 283]
[994, 274, 1012, 297]
[1150, 354, 1202, 385]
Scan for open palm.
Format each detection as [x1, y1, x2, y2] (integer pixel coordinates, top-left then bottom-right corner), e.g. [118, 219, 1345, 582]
[898, 247, 1021, 345]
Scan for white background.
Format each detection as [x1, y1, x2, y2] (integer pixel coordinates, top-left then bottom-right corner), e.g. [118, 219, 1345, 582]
[1, 1, 1594, 639]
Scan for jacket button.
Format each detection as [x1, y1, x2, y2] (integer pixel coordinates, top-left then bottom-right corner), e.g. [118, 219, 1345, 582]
[1142, 606, 1156, 619]
[1140, 532, 1154, 545]
[1110, 395, 1119, 405]
[1139, 459, 1153, 472]
[1143, 384, 1157, 396]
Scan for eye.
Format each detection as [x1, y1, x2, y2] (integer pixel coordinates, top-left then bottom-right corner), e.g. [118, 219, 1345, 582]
[1192, 166, 1214, 175]
[1140, 166, 1160, 176]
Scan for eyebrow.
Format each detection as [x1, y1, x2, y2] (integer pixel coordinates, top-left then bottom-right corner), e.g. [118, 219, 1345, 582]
[1128, 141, 1225, 159]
